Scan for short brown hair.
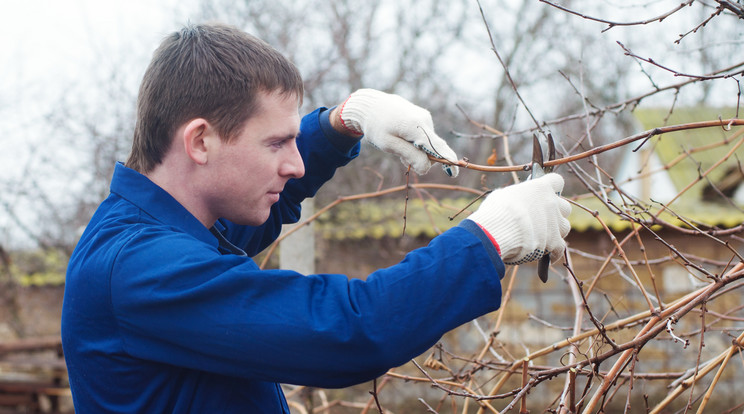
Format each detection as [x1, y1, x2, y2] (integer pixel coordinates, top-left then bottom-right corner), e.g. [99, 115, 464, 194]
[126, 23, 304, 173]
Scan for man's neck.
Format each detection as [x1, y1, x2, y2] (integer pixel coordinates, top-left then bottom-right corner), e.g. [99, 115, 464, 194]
[145, 160, 216, 229]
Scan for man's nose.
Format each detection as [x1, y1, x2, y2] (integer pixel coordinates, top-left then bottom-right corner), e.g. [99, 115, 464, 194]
[281, 142, 305, 179]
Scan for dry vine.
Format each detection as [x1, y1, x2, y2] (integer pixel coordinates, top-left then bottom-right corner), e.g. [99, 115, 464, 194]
[265, 2, 744, 412]
[276, 119, 744, 413]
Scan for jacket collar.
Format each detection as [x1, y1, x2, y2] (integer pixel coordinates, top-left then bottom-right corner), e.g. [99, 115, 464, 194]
[109, 162, 219, 249]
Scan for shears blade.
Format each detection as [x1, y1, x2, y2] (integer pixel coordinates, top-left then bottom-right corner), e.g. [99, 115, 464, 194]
[530, 133, 556, 283]
[531, 134, 545, 179]
[545, 133, 555, 173]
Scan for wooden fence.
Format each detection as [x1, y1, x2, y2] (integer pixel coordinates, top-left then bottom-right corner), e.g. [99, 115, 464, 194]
[0, 337, 69, 414]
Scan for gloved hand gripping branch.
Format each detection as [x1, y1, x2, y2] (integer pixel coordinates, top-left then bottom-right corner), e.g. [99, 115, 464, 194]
[468, 173, 572, 265]
[339, 89, 460, 177]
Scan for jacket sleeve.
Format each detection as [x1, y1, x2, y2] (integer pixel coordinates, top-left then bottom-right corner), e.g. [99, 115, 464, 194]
[223, 107, 361, 255]
[110, 223, 504, 388]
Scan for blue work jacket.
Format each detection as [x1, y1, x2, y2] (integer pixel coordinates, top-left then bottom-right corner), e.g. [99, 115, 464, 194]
[61, 108, 504, 413]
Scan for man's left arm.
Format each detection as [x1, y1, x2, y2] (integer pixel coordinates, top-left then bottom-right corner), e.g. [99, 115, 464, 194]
[226, 90, 463, 254]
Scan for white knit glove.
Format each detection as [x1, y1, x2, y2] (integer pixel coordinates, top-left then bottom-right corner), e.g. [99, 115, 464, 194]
[468, 173, 571, 265]
[339, 89, 459, 177]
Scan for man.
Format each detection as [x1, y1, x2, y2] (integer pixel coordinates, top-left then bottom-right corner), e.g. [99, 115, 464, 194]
[61, 23, 570, 413]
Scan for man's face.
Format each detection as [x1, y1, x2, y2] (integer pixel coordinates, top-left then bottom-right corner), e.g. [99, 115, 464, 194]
[204, 91, 304, 226]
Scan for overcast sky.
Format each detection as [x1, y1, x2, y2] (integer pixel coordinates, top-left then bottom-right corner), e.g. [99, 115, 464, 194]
[1, 0, 198, 174]
[1, 0, 190, 114]
[0, 0, 196, 246]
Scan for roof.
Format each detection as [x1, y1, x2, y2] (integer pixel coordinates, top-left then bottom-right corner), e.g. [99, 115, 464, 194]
[568, 195, 744, 232]
[316, 197, 468, 240]
[632, 107, 744, 202]
[589, 106, 744, 232]
[313, 194, 744, 240]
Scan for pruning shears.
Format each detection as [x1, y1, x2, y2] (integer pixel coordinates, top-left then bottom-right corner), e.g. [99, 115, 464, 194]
[530, 133, 556, 283]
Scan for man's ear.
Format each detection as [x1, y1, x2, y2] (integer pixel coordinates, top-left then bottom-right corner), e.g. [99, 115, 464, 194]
[181, 118, 218, 165]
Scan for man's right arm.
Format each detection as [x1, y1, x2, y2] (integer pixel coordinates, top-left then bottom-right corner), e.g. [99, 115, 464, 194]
[108, 222, 503, 388]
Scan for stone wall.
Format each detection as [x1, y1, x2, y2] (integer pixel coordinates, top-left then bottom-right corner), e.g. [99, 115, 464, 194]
[0, 285, 64, 342]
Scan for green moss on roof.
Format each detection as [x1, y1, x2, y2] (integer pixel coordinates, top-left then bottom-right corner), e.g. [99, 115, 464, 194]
[569, 196, 744, 232]
[315, 197, 474, 240]
[316, 190, 744, 240]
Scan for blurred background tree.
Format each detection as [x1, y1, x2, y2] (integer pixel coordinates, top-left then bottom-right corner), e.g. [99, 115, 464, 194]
[3, 0, 740, 253]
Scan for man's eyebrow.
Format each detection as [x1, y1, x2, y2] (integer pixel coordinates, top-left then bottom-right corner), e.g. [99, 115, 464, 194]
[265, 132, 300, 142]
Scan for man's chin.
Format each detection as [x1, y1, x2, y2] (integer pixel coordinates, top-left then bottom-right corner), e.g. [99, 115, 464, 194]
[227, 210, 271, 227]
